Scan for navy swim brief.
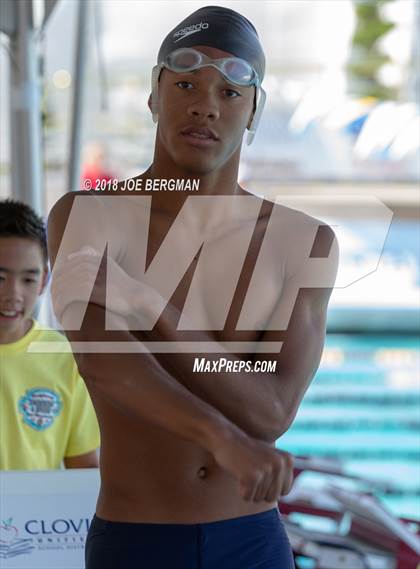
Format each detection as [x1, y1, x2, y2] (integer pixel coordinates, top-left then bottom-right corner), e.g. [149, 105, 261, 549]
[85, 507, 295, 568]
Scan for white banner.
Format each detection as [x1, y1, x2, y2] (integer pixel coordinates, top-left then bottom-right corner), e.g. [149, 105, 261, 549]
[0, 469, 99, 569]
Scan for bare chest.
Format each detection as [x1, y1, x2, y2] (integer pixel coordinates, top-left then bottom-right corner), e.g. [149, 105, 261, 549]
[120, 205, 285, 340]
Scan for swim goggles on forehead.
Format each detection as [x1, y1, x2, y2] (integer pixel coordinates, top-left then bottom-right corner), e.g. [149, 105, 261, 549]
[151, 47, 266, 145]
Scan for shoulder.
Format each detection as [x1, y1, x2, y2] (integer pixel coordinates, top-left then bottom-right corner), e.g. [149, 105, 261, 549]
[48, 191, 106, 228]
[47, 192, 123, 263]
[31, 324, 81, 380]
[269, 199, 332, 232]
[270, 200, 337, 250]
[33, 322, 66, 341]
[32, 323, 74, 357]
[268, 200, 339, 279]
[48, 191, 143, 237]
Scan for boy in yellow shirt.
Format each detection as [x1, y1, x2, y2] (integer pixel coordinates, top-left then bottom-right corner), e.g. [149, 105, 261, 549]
[0, 199, 100, 470]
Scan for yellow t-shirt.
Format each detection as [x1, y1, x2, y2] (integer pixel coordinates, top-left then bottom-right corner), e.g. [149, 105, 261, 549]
[0, 320, 100, 470]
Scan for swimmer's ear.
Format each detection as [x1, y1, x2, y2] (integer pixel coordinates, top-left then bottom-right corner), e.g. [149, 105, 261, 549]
[148, 93, 159, 124]
[149, 66, 160, 124]
[147, 93, 153, 114]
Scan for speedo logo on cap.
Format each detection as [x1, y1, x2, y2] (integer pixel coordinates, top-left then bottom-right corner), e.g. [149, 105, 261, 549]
[173, 21, 209, 43]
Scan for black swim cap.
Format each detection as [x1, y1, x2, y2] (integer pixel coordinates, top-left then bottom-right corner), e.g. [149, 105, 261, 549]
[158, 6, 265, 83]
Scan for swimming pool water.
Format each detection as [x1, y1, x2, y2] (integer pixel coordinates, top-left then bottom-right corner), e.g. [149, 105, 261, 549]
[277, 334, 420, 520]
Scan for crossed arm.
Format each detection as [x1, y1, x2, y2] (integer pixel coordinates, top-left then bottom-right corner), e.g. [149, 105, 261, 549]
[49, 192, 339, 444]
[48, 193, 303, 502]
[146, 283, 335, 443]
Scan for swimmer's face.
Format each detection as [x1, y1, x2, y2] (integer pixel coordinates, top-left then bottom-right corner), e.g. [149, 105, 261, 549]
[152, 46, 255, 175]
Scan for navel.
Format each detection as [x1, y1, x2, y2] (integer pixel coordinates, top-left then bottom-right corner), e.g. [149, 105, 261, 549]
[197, 466, 208, 479]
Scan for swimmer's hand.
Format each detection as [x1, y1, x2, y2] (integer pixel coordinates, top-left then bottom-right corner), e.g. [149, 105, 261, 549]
[211, 426, 294, 502]
[51, 247, 157, 325]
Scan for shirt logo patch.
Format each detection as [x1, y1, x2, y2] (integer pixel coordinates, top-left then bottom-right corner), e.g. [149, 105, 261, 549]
[18, 388, 62, 431]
